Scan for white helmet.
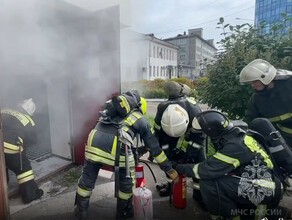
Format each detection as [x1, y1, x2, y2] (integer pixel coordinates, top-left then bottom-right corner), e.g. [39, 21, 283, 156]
[161, 104, 189, 137]
[239, 59, 277, 85]
[19, 98, 36, 116]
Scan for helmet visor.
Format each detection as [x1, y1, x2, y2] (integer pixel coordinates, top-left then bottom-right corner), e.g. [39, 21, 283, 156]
[192, 118, 202, 130]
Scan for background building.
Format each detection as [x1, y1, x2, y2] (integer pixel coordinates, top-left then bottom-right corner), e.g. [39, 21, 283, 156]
[255, 0, 292, 34]
[120, 31, 178, 89]
[164, 28, 217, 80]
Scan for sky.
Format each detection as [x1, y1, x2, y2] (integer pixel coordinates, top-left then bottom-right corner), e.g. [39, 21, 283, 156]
[64, 0, 256, 47]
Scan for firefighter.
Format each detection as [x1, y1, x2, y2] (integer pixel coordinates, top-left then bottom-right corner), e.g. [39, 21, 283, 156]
[240, 59, 292, 191]
[175, 110, 286, 220]
[239, 59, 292, 148]
[74, 90, 179, 220]
[1, 98, 44, 204]
[152, 81, 206, 204]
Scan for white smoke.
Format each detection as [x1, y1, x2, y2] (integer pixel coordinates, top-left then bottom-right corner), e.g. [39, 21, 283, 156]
[0, 0, 121, 160]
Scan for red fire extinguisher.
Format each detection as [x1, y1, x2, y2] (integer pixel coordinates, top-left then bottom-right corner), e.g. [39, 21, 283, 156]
[172, 174, 187, 209]
[135, 164, 144, 188]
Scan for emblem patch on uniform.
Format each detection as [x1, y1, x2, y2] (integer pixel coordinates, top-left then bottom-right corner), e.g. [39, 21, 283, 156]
[238, 157, 274, 206]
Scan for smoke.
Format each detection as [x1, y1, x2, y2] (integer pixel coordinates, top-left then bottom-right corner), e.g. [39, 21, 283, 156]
[0, 0, 121, 159]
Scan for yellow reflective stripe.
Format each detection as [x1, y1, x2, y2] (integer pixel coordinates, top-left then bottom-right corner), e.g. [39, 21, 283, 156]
[255, 204, 267, 220]
[119, 96, 130, 114]
[269, 112, 292, 122]
[18, 137, 23, 144]
[87, 129, 97, 146]
[277, 124, 292, 134]
[254, 179, 275, 189]
[154, 123, 161, 130]
[154, 151, 167, 164]
[213, 152, 240, 168]
[244, 136, 274, 169]
[111, 136, 118, 155]
[193, 163, 200, 179]
[4, 148, 19, 154]
[24, 114, 35, 126]
[4, 142, 20, 151]
[124, 115, 138, 126]
[151, 127, 155, 134]
[232, 216, 240, 220]
[85, 148, 134, 168]
[85, 145, 116, 161]
[17, 170, 34, 184]
[193, 182, 200, 190]
[85, 153, 115, 166]
[77, 186, 92, 197]
[132, 112, 142, 119]
[187, 97, 197, 104]
[1, 109, 35, 126]
[118, 190, 132, 200]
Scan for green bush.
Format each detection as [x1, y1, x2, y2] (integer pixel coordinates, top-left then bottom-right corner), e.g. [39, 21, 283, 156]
[143, 88, 167, 98]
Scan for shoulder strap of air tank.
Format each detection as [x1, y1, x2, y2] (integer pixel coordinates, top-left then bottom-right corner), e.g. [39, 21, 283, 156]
[114, 123, 123, 198]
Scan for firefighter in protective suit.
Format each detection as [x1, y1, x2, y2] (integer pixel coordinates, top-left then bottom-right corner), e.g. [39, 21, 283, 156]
[152, 81, 206, 203]
[74, 90, 179, 220]
[175, 110, 286, 220]
[239, 59, 292, 148]
[1, 98, 44, 203]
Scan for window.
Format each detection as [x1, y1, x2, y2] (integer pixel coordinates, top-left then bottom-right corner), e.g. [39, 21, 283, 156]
[157, 66, 159, 77]
[153, 66, 155, 77]
[149, 66, 152, 77]
[153, 46, 155, 58]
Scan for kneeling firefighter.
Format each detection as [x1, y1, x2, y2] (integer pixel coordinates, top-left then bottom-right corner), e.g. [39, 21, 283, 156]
[1, 98, 44, 203]
[74, 90, 179, 220]
[175, 110, 286, 220]
[152, 81, 206, 204]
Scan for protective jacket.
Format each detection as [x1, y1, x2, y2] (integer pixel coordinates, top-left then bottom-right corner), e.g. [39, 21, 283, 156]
[154, 96, 205, 162]
[85, 110, 171, 171]
[76, 109, 172, 218]
[1, 108, 41, 203]
[244, 76, 292, 147]
[177, 127, 283, 219]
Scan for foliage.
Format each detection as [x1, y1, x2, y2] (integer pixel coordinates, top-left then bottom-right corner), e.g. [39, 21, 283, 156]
[129, 78, 198, 99]
[197, 15, 292, 119]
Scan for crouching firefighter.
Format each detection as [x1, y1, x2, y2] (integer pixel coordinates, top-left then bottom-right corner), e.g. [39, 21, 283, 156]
[175, 110, 286, 220]
[74, 90, 179, 220]
[1, 98, 44, 204]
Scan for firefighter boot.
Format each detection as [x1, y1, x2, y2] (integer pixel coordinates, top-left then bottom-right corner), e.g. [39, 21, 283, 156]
[156, 182, 168, 191]
[193, 189, 207, 211]
[116, 198, 134, 219]
[19, 181, 44, 204]
[159, 182, 171, 197]
[74, 193, 89, 220]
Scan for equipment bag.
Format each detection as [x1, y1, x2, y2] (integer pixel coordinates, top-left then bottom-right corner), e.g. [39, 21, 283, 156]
[249, 118, 292, 186]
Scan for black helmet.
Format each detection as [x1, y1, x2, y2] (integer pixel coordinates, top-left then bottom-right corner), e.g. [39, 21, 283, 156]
[192, 110, 233, 139]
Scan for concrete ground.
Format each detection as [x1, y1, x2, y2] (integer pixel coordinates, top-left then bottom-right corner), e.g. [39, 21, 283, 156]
[9, 156, 211, 220]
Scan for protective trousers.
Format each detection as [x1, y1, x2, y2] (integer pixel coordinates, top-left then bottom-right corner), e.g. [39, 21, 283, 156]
[200, 175, 282, 219]
[75, 160, 135, 216]
[5, 151, 40, 203]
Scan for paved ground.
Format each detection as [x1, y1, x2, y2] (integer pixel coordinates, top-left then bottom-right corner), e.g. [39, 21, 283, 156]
[9, 157, 211, 220]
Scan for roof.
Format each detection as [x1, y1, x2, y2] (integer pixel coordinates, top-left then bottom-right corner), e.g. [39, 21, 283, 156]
[145, 34, 179, 49]
[164, 33, 217, 50]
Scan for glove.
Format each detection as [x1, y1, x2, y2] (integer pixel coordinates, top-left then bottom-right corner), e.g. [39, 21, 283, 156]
[166, 168, 179, 184]
[175, 164, 186, 175]
[137, 146, 148, 158]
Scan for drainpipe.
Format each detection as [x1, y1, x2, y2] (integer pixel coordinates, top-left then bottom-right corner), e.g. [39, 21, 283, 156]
[0, 114, 10, 219]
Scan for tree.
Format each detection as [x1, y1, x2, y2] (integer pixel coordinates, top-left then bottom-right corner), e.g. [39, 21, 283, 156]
[197, 16, 292, 119]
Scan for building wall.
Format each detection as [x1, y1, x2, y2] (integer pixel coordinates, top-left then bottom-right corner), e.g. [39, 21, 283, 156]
[255, 0, 292, 34]
[149, 40, 178, 80]
[164, 28, 217, 80]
